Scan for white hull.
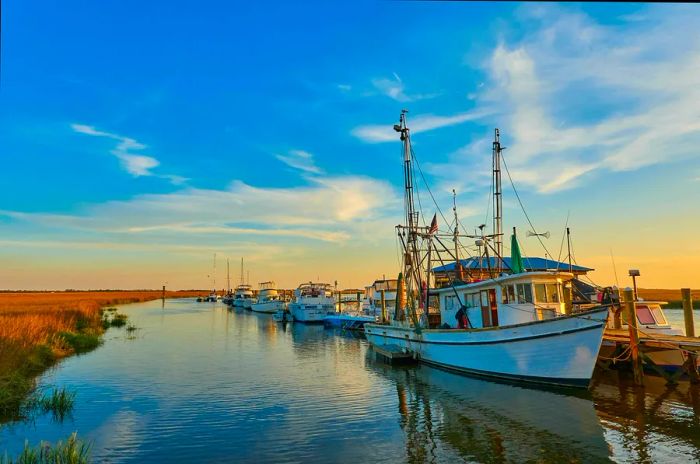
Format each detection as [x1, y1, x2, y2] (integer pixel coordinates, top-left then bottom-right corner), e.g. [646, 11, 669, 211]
[251, 300, 286, 313]
[289, 304, 331, 323]
[365, 307, 608, 388]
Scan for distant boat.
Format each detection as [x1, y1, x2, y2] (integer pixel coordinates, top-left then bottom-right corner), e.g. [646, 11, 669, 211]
[251, 281, 286, 313]
[232, 258, 256, 309]
[364, 112, 608, 389]
[289, 282, 335, 323]
[232, 285, 255, 308]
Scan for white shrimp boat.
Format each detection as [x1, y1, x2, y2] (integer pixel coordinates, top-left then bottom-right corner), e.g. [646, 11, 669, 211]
[289, 282, 335, 323]
[364, 112, 608, 389]
[251, 281, 286, 313]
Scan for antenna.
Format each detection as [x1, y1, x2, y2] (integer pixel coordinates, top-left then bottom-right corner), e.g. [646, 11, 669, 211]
[452, 189, 462, 281]
[610, 249, 620, 287]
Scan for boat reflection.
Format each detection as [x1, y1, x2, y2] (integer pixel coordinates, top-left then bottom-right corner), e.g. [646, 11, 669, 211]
[368, 355, 611, 463]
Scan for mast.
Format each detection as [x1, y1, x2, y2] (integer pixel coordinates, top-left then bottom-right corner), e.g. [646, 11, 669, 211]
[492, 129, 503, 274]
[213, 253, 216, 292]
[452, 189, 461, 281]
[566, 227, 573, 274]
[240, 258, 244, 286]
[227, 258, 230, 293]
[393, 110, 422, 327]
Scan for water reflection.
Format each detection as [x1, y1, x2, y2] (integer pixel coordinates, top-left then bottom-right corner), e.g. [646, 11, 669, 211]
[0, 299, 697, 463]
[369, 359, 611, 463]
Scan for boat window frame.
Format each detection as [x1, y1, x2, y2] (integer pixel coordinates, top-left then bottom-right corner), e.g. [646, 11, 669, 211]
[650, 305, 668, 325]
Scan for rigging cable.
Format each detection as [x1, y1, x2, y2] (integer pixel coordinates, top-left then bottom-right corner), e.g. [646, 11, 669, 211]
[500, 152, 554, 260]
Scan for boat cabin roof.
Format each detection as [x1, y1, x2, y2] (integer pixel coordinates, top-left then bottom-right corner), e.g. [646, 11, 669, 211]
[433, 271, 575, 295]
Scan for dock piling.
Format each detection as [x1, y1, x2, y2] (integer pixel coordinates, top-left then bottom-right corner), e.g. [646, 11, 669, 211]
[380, 289, 386, 323]
[682, 288, 695, 338]
[623, 287, 644, 386]
[681, 288, 699, 383]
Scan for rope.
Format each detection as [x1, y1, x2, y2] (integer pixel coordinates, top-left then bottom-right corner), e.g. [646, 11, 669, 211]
[500, 153, 554, 260]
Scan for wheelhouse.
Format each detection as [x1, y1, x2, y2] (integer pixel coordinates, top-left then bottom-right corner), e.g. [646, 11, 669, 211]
[435, 271, 575, 329]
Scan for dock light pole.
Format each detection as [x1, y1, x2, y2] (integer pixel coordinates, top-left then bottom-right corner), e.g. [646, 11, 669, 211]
[628, 269, 640, 301]
[623, 287, 644, 386]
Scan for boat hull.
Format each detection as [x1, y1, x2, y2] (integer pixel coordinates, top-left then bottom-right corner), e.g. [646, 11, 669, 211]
[365, 307, 608, 388]
[324, 314, 376, 330]
[289, 304, 331, 323]
[251, 300, 286, 313]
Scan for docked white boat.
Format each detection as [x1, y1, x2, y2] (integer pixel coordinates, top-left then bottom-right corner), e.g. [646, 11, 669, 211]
[364, 112, 608, 389]
[273, 308, 294, 323]
[599, 298, 695, 372]
[251, 281, 286, 313]
[289, 282, 335, 323]
[232, 284, 255, 308]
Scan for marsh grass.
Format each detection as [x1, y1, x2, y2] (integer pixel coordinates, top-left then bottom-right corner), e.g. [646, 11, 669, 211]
[109, 314, 128, 328]
[0, 291, 199, 427]
[56, 333, 101, 354]
[39, 387, 75, 421]
[0, 432, 90, 464]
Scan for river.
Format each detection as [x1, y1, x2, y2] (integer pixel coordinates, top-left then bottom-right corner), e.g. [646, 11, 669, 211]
[1, 299, 699, 463]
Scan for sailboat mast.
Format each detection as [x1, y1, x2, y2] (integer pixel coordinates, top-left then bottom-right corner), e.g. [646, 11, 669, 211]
[240, 258, 244, 286]
[213, 253, 216, 291]
[227, 258, 230, 293]
[492, 129, 503, 273]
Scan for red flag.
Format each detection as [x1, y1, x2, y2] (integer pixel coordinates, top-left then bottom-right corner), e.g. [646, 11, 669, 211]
[428, 214, 438, 235]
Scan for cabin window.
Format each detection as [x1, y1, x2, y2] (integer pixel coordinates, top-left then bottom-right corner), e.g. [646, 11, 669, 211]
[545, 284, 559, 303]
[534, 284, 547, 303]
[464, 293, 477, 308]
[650, 306, 667, 325]
[444, 295, 457, 311]
[501, 285, 516, 304]
[516, 284, 533, 304]
[636, 305, 656, 325]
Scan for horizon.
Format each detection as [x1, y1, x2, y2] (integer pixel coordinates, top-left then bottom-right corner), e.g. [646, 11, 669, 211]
[2, 2, 699, 290]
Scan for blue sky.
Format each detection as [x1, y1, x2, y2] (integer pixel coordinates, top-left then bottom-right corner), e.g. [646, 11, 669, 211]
[1, 2, 699, 289]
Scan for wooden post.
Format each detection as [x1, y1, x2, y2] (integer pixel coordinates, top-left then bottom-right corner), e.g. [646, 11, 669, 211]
[682, 288, 695, 338]
[357, 292, 361, 312]
[162, 285, 166, 300]
[380, 289, 387, 323]
[681, 288, 699, 384]
[613, 308, 622, 330]
[563, 284, 573, 315]
[623, 287, 644, 385]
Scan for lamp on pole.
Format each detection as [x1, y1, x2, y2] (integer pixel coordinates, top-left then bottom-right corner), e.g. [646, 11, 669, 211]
[628, 269, 640, 301]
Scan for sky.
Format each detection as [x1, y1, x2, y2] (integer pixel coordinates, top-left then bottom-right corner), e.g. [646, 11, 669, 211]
[1, 1, 699, 290]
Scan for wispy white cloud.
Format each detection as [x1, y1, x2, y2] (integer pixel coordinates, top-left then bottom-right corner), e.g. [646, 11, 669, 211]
[337, 84, 352, 92]
[71, 123, 186, 182]
[275, 149, 323, 175]
[371, 73, 439, 103]
[1, 175, 400, 244]
[352, 109, 490, 143]
[428, 5, 700, 194]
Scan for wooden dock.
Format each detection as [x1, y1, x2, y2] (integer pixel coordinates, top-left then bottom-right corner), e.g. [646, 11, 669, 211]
[600, 328, 700, 385]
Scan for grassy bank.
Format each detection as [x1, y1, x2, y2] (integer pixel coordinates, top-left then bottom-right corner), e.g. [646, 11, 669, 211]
[637, 288, 699, 309]
[0, 290, 202, 423]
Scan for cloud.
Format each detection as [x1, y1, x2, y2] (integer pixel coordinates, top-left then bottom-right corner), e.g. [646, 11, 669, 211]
[275, 149, 323, 175]
[337, 84, 352, 92]
[352, 109, 489, 143]
[371, 73, 439, 102]
[71, 124, 182, 182]
[1, 175, 400, 244]
[427, 5, 700, 194]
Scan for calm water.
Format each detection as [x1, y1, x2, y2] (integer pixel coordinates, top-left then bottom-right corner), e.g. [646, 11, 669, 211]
[1, 299, 699, 463]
